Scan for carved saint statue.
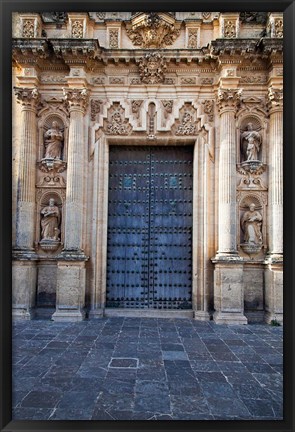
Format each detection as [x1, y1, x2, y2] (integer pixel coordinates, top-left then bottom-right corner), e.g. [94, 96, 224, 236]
[40, 198, 61, 241]
[241, 203, 263, 245]
[241, 123, 262, 161]
[44, 121, 64, 159]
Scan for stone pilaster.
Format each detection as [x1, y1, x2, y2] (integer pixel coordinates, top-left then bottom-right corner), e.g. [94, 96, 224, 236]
[52, 88, 89, 322]
[212, 88, 247, 325]
[12, 87, 40, 319]
[264, 86, 283, 324]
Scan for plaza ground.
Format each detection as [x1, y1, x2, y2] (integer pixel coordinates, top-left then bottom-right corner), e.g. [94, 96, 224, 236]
[12, 317, 283, 420]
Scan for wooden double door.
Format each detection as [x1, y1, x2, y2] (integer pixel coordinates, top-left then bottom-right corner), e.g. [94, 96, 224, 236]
[106, 145, 193, 309]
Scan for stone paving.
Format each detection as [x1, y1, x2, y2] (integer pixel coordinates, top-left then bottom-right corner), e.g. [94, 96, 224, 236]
[12, 317, 283, 421]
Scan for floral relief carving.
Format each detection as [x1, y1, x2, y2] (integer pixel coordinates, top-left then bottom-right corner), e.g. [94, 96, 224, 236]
[175, 106, 197, 136]
[22, 19, 35, 38]
[240, 75, 267, 84]
[130, 78, 141, 85]
[71, 20, 84, 38]
[162, 100, 173, 119]
[105, 103, 132, 135]
[201, 77, 214, 85]
[109, 77, 124, 85]
[90, 99, 103, 121]
[138, 52, 167, 84]
[274, 19, 283, 38]
[180, 77, 196, 85]
[187, 29, 199, 48]
[224, 20, 237, 38]
[126, 12, 180, 48]
[202, 100, 214, 122]
[92, 77, 105, 85]
[109, 29, 119, 48]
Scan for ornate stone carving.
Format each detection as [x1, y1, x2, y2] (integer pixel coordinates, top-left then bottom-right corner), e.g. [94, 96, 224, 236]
[90, 99, 102, 121]
[201, 77, 214, 85]
[130, 78, 141, 85]
[131, 100, 143, 119]
[180, 77, 196, 85]
[63, 88, 89, 112]
[162, 100, 173, 118]
[138, 52, 167, 84]
[96, 12, 106, 20]
[41, 12, 67, 23]
[274, 18, 283, 38]
[187, 29, 199, 49]
[164, 78, 176, 85]
[40, 198, 61, 251]
[202, 100, 214, 122]
[40, 76, 67, 83]
[237, 162, 266, 177]
[36, 175, 66, 188]
[22, 19, 35, 38]
[43, 121, 64, 160]
[175, 111, 196, 135]
[240, 75, 267, 84]
[267, 87, 283, 109]
[217, 88, 242, 112]
[240, 122, 262, 162]
[239, 12, 268, 24]
[126, 12, 180, 48]
[109, 29, 119, 48]
[240, 203, 263, 255]
[202, 12, 211, 20]
[92, 77, 105, 85]
[105, 103, 132, 135]
[224, 20, 237, 38]
[14, 87, 40, 109]
[71, 20, 84, 38]
[109, 77, 124, 85]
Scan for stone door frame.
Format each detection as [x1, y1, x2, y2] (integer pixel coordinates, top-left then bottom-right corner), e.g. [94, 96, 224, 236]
[90, 134, 214, 319]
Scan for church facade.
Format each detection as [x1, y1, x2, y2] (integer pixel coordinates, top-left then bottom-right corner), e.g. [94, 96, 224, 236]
[12, 12, 283, 324]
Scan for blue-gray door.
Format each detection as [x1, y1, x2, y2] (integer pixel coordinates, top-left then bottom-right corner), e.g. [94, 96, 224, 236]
[106, 145, 193, 309]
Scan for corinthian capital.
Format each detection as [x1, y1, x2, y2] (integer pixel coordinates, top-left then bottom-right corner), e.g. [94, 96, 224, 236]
[217, 88, 242, 112]
[267, 87, 283, 110]
[14, 87, 40, 109]
[63, 88, 89, 113]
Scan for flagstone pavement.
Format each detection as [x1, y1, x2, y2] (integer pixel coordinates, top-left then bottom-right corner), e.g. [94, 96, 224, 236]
[12, 317, 283, 421]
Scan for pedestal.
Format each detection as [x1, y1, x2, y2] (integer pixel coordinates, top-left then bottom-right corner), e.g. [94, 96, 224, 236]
[12, 259, 37, 320]
[264, 258, 283, 324]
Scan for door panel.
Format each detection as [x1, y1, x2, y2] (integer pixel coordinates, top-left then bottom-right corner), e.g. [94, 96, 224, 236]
[106, 146, 193, 309]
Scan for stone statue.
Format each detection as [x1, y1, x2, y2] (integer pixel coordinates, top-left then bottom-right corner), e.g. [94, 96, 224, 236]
[44, 121, 64, 159]
[241, 123, 262, 161]
[241, 203, 263, 245]
[40, 198, 61, 241]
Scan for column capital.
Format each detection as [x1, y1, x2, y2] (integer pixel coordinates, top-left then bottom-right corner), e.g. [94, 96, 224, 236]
[217, 88, 242, 113]
[267, 86, 283, 111]
[63, 88, 89, 113]
[14, 86, 40, 110]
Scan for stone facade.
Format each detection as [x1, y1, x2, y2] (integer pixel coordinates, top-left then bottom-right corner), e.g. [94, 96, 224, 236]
[12, 12, 283, 324]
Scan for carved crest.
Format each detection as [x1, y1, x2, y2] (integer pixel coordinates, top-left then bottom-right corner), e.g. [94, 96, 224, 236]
[126, 12, 180, 48]
[138, 52, 167, 84]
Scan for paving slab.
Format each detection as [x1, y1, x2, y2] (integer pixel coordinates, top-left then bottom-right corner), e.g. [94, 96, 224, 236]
[12, 317, 283, 421]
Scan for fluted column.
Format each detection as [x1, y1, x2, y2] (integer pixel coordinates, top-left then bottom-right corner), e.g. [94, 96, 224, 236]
[14, 87, 40, 251]
[212, 88, 247, 325]
[52, 88, 89, 322]
[264, 87, 283, 324]
[217, 88, 241, 256]
[63, 88, 89, 252]
[267, 87, 283, 257]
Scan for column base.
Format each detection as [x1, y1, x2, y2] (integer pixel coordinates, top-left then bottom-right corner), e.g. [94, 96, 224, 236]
[51, 309, 86, 322]
[88, 308, 104, 319]
[264, 311, 283, 325]
[194, 311, 211, 321]
[213, 311, 248, 325]
[12, 308, 35, 320]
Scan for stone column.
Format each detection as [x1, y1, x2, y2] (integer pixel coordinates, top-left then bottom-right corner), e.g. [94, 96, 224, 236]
[212, 88, 247, 325]
[264, 87, 283, 324]
[12, 87, 40, 319]
[52, 88, 89, 322]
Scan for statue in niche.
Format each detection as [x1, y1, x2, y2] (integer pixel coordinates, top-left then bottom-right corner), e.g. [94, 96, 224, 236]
[40, 198, 61, 241]
[241, 203, 263, 245]
[240, 122, 262, 161]
[44, 121, 64, 159]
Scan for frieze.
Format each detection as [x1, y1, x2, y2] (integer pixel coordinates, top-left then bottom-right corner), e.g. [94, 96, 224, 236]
[201, 77, 214, 85]
[240, 75, 267, 84]
[129, 77, 141, 85]
[138, 52, 167, 84]
[180, 77, 196, 85]
[40, 75, 67, 83]
[92, 77, 105, 85]
[109, 77, 125, 85]
[164, 78, 176, 85]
